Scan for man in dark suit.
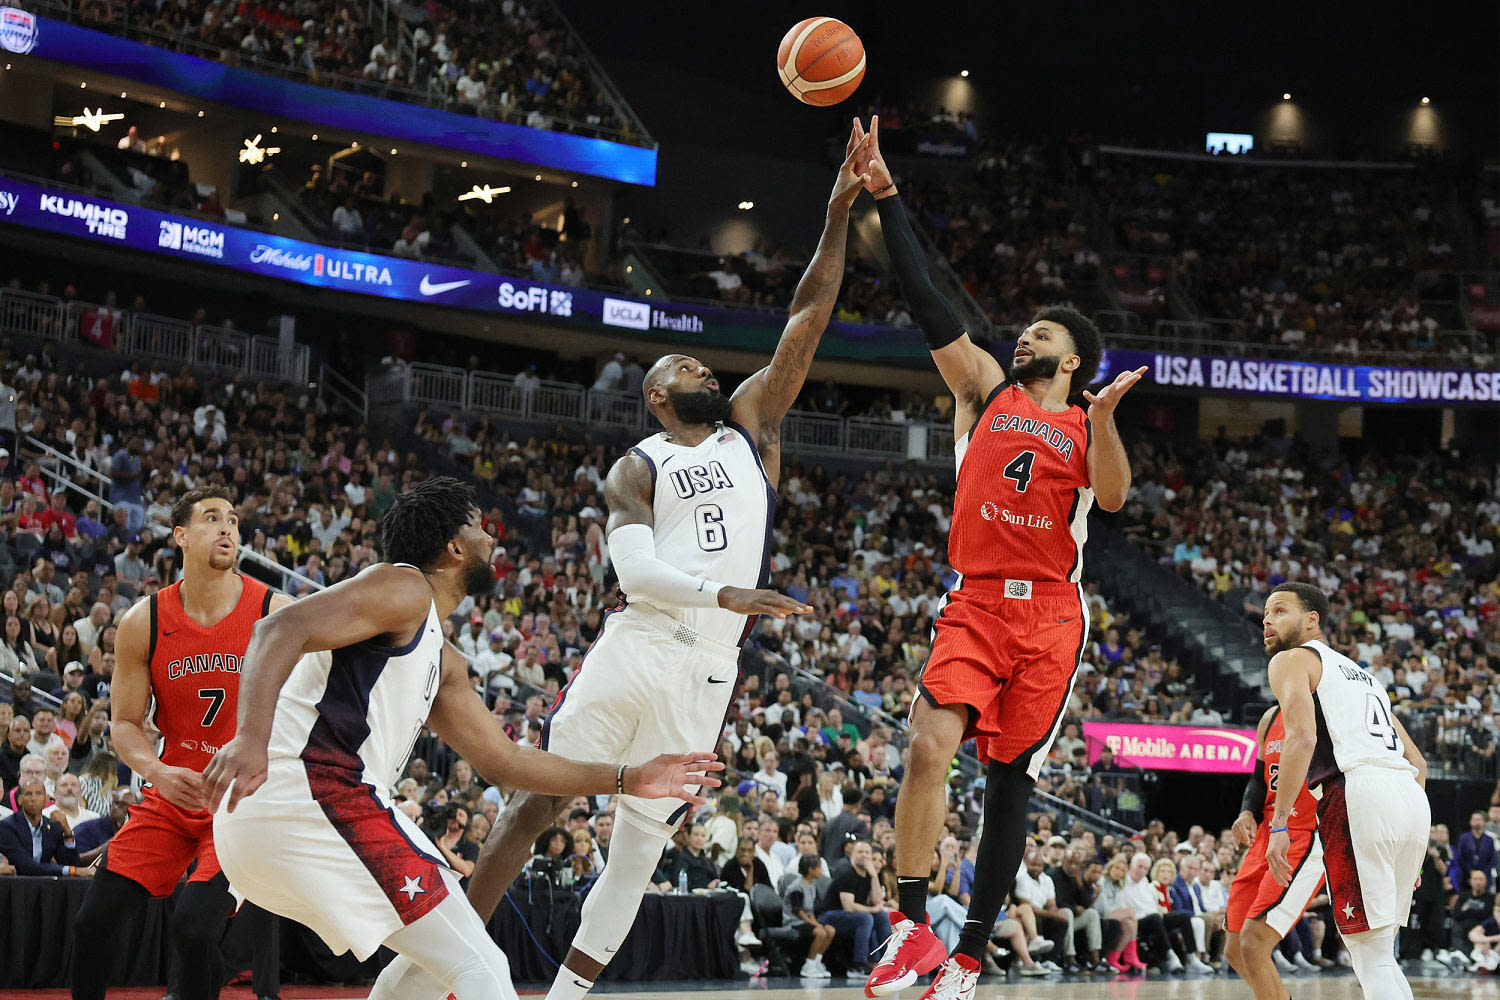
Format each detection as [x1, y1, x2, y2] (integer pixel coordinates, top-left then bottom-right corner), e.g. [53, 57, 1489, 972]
[0, 778, 88, 876]
[1451, 811, 1498, 892]
[820, 783, 869, 864]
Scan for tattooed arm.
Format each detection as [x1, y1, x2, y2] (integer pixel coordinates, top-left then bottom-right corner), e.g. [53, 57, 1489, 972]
[731, 126, 869, 491]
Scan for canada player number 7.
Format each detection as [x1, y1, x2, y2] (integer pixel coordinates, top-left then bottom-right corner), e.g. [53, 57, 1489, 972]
[199, 687, 226, 728]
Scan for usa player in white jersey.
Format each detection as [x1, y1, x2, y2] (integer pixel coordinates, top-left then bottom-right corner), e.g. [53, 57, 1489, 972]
[374, 127, 873, 1000]
[1261, 582, 1429, 1000]
[203, 478, 721, 1000]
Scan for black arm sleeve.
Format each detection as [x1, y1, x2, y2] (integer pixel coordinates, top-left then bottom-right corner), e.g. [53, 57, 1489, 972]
[1240, 756, 1268, 816]
[875, 195, 965, 351]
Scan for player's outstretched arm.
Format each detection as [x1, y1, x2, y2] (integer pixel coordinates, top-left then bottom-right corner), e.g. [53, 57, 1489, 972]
[204, 565, 432, 811]
[110, 601, 207, 812]
[604, 454, 811, 619]
[731, 127, 869, 469]
[426, 645, 721, 801]
[854, 115, 1003, 436]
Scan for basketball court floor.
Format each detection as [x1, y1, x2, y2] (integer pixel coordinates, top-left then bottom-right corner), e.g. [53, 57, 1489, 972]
[5, 967, 1490, 1000]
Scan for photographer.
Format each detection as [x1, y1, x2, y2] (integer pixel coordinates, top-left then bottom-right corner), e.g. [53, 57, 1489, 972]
[426, 800, 479, 884]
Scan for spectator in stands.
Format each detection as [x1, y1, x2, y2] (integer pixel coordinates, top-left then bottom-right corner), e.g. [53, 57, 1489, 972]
[818, 839, 891, 977]
[820, 783, 867, 863]
[332, 196, 364, 239]
[0, 614, 40, 674]
[0, 779, 86, 876]
[783, 853, 836, 979]
[107, 437, 144, 530]
[1452, 812, 1497, 892]
[73, 786, 134, 865]
[26, 707, 64, 757]
[43, 772, 99, 828]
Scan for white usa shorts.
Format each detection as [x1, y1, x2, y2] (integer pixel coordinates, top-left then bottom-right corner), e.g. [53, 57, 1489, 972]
[1316, 765, 1430, 936]
[215, 758, 453, 961]
[542, 602, 738, 834]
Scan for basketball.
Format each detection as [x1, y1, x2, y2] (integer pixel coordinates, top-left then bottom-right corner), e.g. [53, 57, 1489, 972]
[776, 16, 866, 106]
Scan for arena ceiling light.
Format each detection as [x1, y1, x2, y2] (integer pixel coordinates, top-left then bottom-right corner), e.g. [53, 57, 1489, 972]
[960, 69, 969, 77]
[239, 134, 281, 164]
[457, 184, 511, 204]
[53, 108, 125, 131]
[738, 200, 754, 210]
[1282, 92, 1291, 100]
[1421, 96, 1431, 104]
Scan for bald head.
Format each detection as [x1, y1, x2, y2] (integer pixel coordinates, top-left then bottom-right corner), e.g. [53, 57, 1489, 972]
[643, 355, 683, 400]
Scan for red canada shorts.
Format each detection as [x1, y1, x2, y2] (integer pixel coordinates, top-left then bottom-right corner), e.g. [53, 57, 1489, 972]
[915, 578, 1085, 777]
[104, 785, 221, 896]
[1226, 826, 1325, 935]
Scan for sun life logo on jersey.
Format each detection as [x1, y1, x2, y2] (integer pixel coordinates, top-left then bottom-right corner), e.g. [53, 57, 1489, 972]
[980, 501, 999, 521]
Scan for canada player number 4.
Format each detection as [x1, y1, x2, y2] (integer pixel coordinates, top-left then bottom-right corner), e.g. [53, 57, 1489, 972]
[1002, 450, 1036, 492]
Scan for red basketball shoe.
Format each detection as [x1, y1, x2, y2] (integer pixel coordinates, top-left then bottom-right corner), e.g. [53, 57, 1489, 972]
[864, 912, 948, 997]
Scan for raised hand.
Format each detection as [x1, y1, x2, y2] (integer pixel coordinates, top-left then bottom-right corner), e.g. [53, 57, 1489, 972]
[629, 752, 726, 803]
[829, 126, 872, 213]
[849, 115, 894, 196]
[717, 586, 813, 619]
[1081, 366, 1147, 421]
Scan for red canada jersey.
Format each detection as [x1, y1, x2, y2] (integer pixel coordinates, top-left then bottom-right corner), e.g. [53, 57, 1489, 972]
[950, 384, 1093, 582]
[1262, 709, 1319, 832]
[148, 574, 273, 773]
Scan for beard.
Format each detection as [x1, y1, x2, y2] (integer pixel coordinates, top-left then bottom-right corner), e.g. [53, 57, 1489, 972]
[1264, 630, 1299, 655]
[207, 548, 236, 571]
[667, 388, 733, 426]
[59, 794, 78, 811]
[1009, 352, 1063, 382]
[462, 549, 495, 598]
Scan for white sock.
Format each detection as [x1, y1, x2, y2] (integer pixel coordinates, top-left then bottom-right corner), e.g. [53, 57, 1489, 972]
[544, 964, 595, 1000]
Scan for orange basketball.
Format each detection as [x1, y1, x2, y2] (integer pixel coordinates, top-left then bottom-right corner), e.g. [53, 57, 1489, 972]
[776, 16, 866, 107]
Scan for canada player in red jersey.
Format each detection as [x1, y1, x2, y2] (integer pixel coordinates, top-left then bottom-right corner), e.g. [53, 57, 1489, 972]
[1224, 706, 1326, 1000]
[850, 117, 1147, 1000]
[72, 486, 291, 1000]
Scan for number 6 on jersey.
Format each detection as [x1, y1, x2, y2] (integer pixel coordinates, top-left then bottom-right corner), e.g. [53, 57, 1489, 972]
[695, 503, 727, 551]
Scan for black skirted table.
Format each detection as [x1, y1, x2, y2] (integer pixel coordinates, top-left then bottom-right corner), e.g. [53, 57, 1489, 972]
[2, 876, 741, 987]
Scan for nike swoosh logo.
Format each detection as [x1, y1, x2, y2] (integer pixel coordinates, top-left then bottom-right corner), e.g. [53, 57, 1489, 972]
[604, 945, 618, 954]
[708, 677, 731, 684]
[419, 276, 472, 296]
[162, 629, 180, 637]
[573, 979, 591, 987]
[1057, 617, 1074, 624]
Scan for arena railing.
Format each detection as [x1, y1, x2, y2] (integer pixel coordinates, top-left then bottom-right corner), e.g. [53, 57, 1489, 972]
[386, 361, 960, 467]
[0, 288, 311, 384]
[1396, 707, 1499, 783]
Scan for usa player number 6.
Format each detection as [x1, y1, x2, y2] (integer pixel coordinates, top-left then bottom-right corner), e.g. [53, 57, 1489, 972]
[695, 503, 727, 552]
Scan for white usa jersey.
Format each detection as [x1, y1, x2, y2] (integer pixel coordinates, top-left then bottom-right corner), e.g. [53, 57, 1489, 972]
[627, 420, 774, 646]
[266, 573, 443, 795]
[1303, 638, 1418, 790]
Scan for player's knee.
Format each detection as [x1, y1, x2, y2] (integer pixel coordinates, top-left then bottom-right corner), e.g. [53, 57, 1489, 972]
[908, 728, 956, 775]
[170, 903, 220, 949]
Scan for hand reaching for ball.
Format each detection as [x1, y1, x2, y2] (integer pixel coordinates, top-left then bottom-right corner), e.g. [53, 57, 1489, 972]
[828, 127, 872, 214]
[849, 116, 895, 198]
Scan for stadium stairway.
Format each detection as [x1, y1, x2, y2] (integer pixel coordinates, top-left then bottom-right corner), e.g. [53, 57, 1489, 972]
[1085, 520, 1271, 722]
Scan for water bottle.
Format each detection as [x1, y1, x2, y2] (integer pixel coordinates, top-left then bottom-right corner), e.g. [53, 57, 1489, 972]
[677, 869, 688, 896]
